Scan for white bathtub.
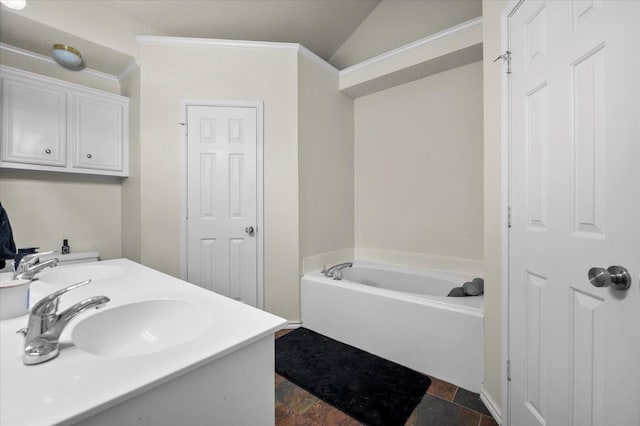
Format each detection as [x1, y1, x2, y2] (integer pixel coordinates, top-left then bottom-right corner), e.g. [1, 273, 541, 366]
[301, 262, 483, 392]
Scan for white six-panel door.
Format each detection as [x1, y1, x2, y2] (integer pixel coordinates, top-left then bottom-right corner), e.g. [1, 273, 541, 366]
[509, 1, 639, 425]
[186, 105, 259, 307]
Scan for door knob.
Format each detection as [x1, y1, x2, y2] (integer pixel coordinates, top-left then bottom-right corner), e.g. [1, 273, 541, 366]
[245, 226, 255, 236]
[588, 265, 632, 290]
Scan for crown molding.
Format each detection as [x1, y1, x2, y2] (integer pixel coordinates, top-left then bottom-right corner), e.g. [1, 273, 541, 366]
[136, 35, 299, 51]
[0, 42, 120, 83]
[340, 16, 483, 77]
[298, 45, 338, 75]
[136, 35, 339, 75]
[118, 59, 140, 81]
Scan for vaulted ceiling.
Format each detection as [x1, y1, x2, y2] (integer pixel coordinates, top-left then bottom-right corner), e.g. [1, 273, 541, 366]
[97, 0, 381, 61]
[0, 0, 482, 77]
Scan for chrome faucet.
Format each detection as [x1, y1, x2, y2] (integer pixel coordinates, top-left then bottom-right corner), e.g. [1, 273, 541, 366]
[17, 279, 110, 365]
[321, 262, 353, 280]
[13, 252, 58, 280]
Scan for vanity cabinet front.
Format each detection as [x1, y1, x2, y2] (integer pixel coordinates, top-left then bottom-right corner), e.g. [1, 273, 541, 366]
[0, 66, 129, 177]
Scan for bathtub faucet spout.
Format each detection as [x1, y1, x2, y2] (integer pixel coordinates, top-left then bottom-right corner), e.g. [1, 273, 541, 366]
[321, 262, 353, 280]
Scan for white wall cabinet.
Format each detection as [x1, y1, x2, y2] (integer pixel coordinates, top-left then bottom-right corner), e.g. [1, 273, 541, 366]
[0, 66, 129, 177]
[1, 77, 67, 167]
[71, 93, 124, 172]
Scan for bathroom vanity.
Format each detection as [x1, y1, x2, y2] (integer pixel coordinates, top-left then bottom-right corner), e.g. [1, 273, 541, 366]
[0, 259, 286, 425]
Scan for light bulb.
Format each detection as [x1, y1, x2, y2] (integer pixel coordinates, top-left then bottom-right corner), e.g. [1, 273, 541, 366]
[0, 0, 27, 10]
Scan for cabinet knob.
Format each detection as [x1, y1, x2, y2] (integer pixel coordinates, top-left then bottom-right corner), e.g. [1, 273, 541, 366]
[86, 154, 92, 159]
[45, 149, 52, 154]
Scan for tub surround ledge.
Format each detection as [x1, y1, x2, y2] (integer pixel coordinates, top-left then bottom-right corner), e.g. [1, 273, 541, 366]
[355, 247, 484, 279]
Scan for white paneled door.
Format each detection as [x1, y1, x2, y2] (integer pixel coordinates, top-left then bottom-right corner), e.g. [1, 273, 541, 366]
[187, 105, 259, 307]
[509, 1, 639, 425]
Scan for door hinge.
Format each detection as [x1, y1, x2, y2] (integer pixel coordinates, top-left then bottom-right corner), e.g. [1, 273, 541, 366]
[508, 206, 512, 228]
[507, 359, 512, 381]
[493, 50, 512, 74]
[179, 122, 187, 137]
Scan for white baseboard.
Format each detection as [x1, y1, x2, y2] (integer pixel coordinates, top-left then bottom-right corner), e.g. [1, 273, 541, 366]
[285, 321, 302, 329]
[480, 387, 502, 424]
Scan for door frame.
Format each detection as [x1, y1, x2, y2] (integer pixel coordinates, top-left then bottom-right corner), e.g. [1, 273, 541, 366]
[499, 1, 525, 425]
[178, 99, 265, 310]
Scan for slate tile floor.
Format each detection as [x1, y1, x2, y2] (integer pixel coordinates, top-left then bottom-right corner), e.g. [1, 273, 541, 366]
[275, 329, 498, 426]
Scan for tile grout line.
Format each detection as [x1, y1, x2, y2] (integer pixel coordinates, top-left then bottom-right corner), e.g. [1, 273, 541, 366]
[452, 386, 459, 402]
[427, 388, 490, 418]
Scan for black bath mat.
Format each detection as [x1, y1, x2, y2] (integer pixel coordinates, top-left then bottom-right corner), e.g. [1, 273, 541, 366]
[275, 328, 431, 426]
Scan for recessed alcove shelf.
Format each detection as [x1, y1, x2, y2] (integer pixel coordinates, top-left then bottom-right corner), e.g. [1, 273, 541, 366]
[338, 17, 483, 98]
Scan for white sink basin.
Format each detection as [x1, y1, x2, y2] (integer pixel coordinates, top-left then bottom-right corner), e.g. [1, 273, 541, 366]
[71, 300, 213, 357]
[38, 264, 124, 286]
[32, 264, 124, 297]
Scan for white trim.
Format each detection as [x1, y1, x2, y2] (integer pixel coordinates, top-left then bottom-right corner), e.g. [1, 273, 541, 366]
[137, 35, 299, 51]
[179, 104, 188, 282]
[178, 99, 265, 310]
[255, 101, 265, 310]
[0, 42, 120, 83]
[0, 65, 127, 102]
[501, 2, 525, 426]
[284, 321, 302, 329]
[135, 35, 339, 75]
[297, 45, 338, 75]
[339, 16, 482, 77]
[480, 388, 503, 424]
[118, 59, 139, 82]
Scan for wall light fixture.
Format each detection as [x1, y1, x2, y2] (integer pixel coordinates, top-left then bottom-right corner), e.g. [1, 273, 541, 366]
[51, 44, 83, 69]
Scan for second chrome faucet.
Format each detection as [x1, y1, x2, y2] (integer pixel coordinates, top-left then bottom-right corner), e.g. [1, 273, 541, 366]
[13, 252, 58, 281]
[321, 262, 353, 280]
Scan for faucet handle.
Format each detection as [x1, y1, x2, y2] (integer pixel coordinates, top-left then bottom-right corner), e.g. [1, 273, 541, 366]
[31, 279, 92, 316]
[19, 251, 55, 266]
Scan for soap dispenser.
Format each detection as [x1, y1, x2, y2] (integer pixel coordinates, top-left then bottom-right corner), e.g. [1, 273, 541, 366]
[61, 239, 70, 254]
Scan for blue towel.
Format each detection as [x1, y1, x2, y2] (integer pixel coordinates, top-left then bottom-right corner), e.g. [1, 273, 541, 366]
[0, 202, 17, 268]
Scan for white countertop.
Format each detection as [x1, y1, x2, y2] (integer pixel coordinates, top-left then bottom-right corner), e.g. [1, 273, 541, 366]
[0, 259, 286, 426]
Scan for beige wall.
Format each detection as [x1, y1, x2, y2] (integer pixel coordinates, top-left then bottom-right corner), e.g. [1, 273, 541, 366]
[120, 67, 141, 262]
[354, 61, 483, 266]
[0, 170, 122, 260]
[482, 0, 510, 414]
[298, 54, 354, 271]
[330, 0, 482, 69]
[138, 42, 300, 321]
[0, 52, 123, 261]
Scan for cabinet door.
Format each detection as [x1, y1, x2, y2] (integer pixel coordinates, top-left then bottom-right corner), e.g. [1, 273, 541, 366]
[71, 94, 124, 171]
[1, 78, 67, 166]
